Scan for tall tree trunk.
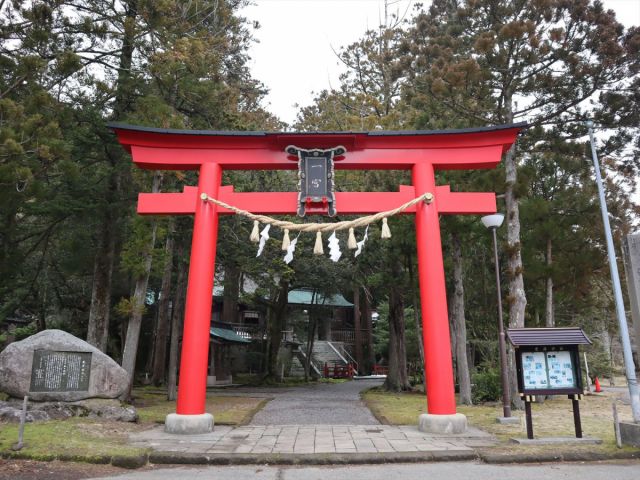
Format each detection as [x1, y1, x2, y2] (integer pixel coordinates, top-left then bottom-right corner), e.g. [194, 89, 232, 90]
[167, 243, 187, 401]
[113, 0, 139, 120]
[407, 257, 425, 383]
[363, 292, 376, 373]
[221, 261, 240, 324]
[87, 0, 139, 352]
[151, 220, 176, 386]
[353, 286, 363, 372]
[600, 315, 615, 386]
[304, 312, 318, 381]
[504, 98, 527, 409]
[121, 173, 161, 398]
[86, 207, 117, 352]
[451, 233, 472, 404]
[144, 307, 158, 378]
[545, 238, 554, 327]
[37, 268, 48, 332]
[265, 279, 289, 379]
[385, 259, 410, 391]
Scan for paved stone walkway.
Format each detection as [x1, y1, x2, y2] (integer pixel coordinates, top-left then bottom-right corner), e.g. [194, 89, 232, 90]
[246, 379, 384, 425]
[129, 424, 496, 454]
[130, 380, 495, 456]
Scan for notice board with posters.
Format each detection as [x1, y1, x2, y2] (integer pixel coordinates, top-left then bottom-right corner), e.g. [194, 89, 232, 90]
[520, 349, 578, 392]
[508, 328, 590, 396]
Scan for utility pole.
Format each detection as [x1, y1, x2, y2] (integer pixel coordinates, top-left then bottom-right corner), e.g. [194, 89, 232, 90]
[586, 120, 640, 423]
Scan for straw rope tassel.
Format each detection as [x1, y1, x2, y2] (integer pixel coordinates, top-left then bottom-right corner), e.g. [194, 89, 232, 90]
[347, 227, 357, 249]
[313, 232, 324, 255]
[282, 228, 291, 251]
[381, 218, 391, 238]
[250, 221, 260, 242]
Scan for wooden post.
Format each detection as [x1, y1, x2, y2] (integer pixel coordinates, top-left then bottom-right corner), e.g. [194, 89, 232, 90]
[12, 395, 28, 451]
[524, 397, 534, 439]
[612, 401, 622, 448]
[584, 352, 593, 393]
[571, 394, 582, 438]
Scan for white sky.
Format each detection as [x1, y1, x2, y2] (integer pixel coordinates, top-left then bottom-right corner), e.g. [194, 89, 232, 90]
[241, 0, 640, 125]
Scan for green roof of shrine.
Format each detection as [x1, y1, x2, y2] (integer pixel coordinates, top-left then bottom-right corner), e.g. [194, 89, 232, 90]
[210, 327, 251, 344]
[287, 289, 353, 308]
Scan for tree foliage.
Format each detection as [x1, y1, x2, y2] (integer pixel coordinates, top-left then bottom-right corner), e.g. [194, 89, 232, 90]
[1, 1, 638, 400]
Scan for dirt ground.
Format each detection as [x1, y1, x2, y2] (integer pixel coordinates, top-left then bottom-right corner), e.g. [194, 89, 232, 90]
[0, 458, 137, 480]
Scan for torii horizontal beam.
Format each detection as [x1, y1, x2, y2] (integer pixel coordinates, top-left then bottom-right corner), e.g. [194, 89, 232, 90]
[137, 185, 497, 216]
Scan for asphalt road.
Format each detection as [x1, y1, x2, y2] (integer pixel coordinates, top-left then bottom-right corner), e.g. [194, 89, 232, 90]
[246, 378, 384, 425]
[88, 461, 640, 480]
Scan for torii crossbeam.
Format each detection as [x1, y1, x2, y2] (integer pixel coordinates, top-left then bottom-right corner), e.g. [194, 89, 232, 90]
[110, 122, 526, 434]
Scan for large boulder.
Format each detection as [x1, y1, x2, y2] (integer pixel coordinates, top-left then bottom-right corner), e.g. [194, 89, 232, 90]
[0, 329, 129, 401]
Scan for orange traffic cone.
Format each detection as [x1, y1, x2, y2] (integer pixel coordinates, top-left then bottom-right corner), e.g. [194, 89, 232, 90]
[594, 377, 602, 392]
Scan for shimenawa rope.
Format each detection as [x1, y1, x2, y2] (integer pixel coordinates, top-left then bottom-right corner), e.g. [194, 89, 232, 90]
[200, 192, 433, 234]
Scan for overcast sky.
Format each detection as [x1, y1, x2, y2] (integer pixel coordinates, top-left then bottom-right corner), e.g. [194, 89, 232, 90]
[240, 0, 640, 125]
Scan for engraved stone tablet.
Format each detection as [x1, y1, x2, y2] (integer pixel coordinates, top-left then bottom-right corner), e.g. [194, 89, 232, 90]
[30, 350, 92, 392]
[1, 330, 128, 401]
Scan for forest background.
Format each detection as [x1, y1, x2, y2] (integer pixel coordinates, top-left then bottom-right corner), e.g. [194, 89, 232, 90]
[1, 0, 639, 407]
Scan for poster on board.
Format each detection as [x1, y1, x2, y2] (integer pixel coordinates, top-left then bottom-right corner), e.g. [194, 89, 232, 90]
[520, 349, 577, 392]
[546, 351, 576, 389]
[521, 351, 548, 389]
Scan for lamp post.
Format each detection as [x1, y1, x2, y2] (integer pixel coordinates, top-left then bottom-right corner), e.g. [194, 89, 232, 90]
[482, 213, 513, 419]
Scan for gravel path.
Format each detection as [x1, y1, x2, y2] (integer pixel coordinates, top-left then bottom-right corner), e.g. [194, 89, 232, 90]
[243, 379, 384, 425]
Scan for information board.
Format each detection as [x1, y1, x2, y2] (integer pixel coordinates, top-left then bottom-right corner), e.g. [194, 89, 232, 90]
[30, 350, 92, 392]
[520, 349, 577, 392]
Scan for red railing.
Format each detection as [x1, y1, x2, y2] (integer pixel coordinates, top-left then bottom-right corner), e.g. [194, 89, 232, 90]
[323, 362, 356, 379]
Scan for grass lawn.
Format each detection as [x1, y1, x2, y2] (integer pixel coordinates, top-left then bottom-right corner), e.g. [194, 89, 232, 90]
[133, 388, 268, 425]
[0, 389, 267, 460]
[362, 387, 638, 454]
[0, 417, 148, 460]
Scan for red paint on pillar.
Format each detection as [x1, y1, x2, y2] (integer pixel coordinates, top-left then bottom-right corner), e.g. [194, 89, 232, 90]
[176, 162, 221, 415]
[413, 162, 457, 415]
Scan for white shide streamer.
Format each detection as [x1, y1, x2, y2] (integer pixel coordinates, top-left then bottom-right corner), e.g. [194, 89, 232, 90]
[256, 224, 271, 257]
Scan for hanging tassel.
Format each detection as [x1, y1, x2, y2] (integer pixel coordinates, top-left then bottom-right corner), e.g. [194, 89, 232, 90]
[381, 217, 391, 239]
[250, 221, 260, 242]
[313, 231, 324, 255]
[282, 228, 291, 251]
[347, 227, 357, 249]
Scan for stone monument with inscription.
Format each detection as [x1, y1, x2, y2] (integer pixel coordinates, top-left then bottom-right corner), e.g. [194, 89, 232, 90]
[0, 329, 129, 401]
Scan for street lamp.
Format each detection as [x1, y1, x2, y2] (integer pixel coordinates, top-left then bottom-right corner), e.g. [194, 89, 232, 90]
[481, 213, 514, 421]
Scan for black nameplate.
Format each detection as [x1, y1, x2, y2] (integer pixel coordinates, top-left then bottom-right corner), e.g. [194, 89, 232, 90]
[286, 145, 345, 217]
[305, 158, 328, 198]
[30, 350, 92, 392]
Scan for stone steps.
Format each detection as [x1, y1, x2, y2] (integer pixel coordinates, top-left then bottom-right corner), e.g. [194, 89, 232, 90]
[289, 341, 350, 377]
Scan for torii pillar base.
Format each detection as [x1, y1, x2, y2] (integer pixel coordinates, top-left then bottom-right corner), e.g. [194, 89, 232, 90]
[165, 413, 214, 435]
[418, 413, 467, 434]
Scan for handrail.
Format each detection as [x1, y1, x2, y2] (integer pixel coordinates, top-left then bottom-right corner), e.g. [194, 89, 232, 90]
[297, 349, 322, 377]
[327, 341, 358, 375]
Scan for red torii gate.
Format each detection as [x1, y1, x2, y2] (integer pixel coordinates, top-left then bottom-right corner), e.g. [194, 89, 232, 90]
[110, 122, 525, 434]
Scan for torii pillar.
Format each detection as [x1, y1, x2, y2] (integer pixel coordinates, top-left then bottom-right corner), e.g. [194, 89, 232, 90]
[110, 122, 526, 434]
